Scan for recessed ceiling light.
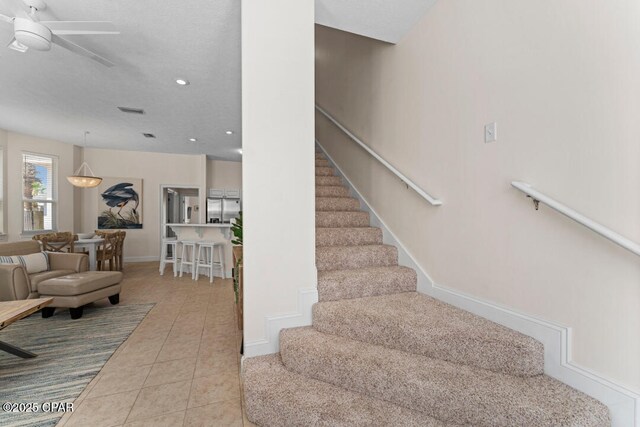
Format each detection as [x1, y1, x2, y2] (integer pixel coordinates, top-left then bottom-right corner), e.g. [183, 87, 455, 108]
[226, 130, 233, 135]
[189, 138, 197, 142]
[238, 149, 243, 155]
[176, 79, 190, 86]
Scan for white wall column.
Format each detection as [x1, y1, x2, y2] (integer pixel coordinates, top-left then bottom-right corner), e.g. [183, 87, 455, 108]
[242, 0, 316, 355]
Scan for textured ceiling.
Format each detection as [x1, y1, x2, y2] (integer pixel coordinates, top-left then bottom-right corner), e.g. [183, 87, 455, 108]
[0, 0, 434, 160]
[0, 0, 241, 160]
[316, 0, 438, 43]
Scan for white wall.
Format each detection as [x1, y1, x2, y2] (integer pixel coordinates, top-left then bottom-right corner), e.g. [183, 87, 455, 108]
[3, 131, 76, 242]
[206, 159, 242, 191]
[79, 148, 204, 261]
[315, 0, 640, 392]
[0, 129, 6, 239]
[242, 0, 316, 354]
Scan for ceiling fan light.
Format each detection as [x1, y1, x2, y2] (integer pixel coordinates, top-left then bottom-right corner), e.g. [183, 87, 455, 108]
[14, 18, 52, 51]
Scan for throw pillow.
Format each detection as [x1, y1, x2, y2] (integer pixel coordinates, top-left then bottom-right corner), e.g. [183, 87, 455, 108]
[0, 252, 50, 274]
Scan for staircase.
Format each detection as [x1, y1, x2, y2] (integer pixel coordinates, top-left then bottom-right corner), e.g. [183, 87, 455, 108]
[242, 150, 610, 426]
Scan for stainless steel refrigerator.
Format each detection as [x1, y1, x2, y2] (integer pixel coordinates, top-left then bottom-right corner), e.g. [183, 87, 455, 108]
[222, 198, 241, 223]
[206, 198, 223, 223]
[207, 197, 240, 223]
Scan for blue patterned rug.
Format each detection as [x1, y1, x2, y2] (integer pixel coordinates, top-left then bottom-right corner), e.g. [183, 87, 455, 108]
[0, 303, 153, 427]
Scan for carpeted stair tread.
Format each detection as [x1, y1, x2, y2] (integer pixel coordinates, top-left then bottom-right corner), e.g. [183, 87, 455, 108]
[315, 185, 350, 198]
[315, 176, 343, 186]
[316, 211, 369, 228]
[317, 266, 416, 301]
[315, 166, 335, 176]
[316, 227, 382, 247]
[312, 292, 544, 377]
[279, 327, 610, 427]
[243, 354, 447, 427]
[316, 244, 398, 271]
[315, 153, 325, 159]
[316, 159, 330, 167]
[316, 197, 361, 212]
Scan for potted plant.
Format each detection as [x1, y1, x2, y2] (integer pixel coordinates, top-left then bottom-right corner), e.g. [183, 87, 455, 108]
[231, 212, 243, 330]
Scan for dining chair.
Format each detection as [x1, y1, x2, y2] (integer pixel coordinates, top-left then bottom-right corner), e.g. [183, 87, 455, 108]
[32, 232, 76, 253]
[114, 231, 126, 271]
[95, 232, 118, 271]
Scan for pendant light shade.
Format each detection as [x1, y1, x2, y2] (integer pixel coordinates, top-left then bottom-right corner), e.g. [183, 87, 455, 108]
[67, 162, 102, 188]
[67, 131, 102, 188]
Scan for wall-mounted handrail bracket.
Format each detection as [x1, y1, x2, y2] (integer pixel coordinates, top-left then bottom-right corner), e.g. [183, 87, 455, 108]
[316, 104, 442, 207]
[512, 181, 640, 257]
[526, 195, 540, 211]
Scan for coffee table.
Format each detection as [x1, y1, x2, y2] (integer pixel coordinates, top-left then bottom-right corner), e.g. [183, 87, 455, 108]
[0, 298, 53, 358]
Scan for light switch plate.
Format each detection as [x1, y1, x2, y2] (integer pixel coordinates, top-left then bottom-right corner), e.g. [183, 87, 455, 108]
[485, 122, 497, 143]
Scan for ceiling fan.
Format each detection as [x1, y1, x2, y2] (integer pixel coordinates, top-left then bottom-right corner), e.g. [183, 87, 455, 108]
[0, 0, 119, 67]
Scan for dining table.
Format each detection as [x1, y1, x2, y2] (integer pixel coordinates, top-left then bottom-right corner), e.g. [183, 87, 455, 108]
[74, 238, 104, 271]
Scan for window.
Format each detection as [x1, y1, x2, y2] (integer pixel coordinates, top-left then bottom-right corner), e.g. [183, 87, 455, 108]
[22, 153, 57, 233]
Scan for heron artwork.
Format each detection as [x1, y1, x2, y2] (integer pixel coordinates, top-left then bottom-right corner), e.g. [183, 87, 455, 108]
[97, 179, 143, 229]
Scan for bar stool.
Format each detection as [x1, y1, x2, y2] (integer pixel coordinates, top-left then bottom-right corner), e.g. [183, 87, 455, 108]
[194, 241, 225, 283]
[179, 240, 198, 279]
[160, 238, 179, 276]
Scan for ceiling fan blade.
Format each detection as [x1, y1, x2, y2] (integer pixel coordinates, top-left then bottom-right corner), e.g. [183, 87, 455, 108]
[2, 0, 30, 19]
[51, 34, 114, 67]
[0, 13, 14, 24]
[7, 36, 28, 52]
[41, 21, 119, 35]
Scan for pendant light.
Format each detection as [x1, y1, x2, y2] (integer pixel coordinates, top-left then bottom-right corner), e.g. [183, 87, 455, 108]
[67, 131, 103, 188]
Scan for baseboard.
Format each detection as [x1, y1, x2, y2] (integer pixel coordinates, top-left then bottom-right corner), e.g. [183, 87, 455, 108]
[316, 140, 640, 427]
[124, 256, 159, 263]
[244, 287, 318, 358]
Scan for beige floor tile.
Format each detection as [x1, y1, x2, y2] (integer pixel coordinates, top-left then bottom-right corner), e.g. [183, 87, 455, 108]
[124, 410, 186, 427]
[168, 327, 204, 341]
[104, 345, 162, 370]
[88, 364, 153, 398]
[202, 328, 237, 340]
[156, 337, 201, 362]
[58, 262, 243, 427]
[145, 358, 197, 387]
[199, 334, 237, 353]
[73, 371, 103, 405]
[126, 380, 191, 422]
[188, 371, 240, 408]
[194, 351, 239, 378]
[65, 389, 139, 427]
[55, 409, 73, 427]
[127, 329, 171, 344]
[184, 400, 242, 427]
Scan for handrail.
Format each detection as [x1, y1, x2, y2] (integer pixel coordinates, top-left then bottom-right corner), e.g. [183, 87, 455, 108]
[315, 105, 442, 206]
[512, 181, 640, 257]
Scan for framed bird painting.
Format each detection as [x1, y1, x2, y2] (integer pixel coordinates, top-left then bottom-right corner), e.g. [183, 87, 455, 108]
[97, 178, 143, 229]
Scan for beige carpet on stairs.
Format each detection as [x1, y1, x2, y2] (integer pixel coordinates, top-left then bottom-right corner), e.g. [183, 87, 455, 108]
[242, 150, 610, 427]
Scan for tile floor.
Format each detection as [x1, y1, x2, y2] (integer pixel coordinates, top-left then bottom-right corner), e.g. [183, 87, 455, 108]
[54, 262, 255, 427]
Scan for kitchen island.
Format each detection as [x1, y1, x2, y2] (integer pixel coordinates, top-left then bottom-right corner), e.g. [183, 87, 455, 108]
[165, 223, 234, 277]
[166, 223, 233, 239]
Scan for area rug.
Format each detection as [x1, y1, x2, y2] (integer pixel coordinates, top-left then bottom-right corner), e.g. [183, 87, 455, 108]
[0, 303, 154, 427]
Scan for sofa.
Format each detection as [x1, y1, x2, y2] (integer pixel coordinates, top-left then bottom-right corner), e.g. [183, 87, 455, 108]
[0, 240, 122, 319]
